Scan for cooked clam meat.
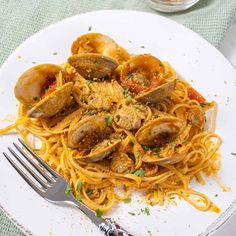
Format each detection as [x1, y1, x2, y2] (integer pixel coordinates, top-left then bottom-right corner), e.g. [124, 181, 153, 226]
[14, 64, 73, 118]
[76, 139, 120, 162]
[114, 103, 147, 130]
[187, 108, 205, 129]
[67, 115, 108, 150]
[110, 152, 134, 173]
[119, 54, 176, 103]
[135, 117, 183, 146]
[120, 54, 164, 94]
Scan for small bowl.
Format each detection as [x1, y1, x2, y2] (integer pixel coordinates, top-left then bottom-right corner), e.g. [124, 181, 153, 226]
[147, 0, 201, 13]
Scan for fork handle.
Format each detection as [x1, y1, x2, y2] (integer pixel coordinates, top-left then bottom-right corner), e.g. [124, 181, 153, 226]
[99, 218, 134, 236]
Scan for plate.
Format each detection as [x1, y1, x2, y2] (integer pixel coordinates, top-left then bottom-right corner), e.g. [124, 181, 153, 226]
[0, 10, 236, 236]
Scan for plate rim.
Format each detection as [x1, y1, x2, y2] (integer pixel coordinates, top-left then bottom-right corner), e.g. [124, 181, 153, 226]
[0, 9, 236, 236]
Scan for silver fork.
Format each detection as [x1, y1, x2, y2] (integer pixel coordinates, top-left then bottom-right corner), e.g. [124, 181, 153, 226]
[3, 139, 133, 236]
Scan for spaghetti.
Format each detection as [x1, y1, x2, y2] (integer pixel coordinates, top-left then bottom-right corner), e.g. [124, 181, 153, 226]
[0, 33, 223, 214]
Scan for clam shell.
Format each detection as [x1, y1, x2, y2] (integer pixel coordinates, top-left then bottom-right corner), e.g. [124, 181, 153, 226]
[71, 33, 117, 55]
[136, 79, 176, 104]
[76, 140, 120, 162]
[135, 117, 183, 146]
[67, 115, 108, 150]
[68, 53, 118, 79]
[27, 82, 73, 118]
[14, 64, 61, 105]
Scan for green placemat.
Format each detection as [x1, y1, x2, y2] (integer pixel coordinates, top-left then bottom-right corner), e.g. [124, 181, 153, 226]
[0, 0, 236, 235]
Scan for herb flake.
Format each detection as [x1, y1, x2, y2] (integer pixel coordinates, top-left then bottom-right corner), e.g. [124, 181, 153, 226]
[141, 207, 150, 216]
[88, 26, 92, 31]
[106, 115, 113, 126]
[132, 169, 145, 177]
[86, 189, 93, 195]
[128, 212, 135, 216]
[76, 194, 83, 201]
[123, 198, 132, 203]
[76, 180, 83, 191]
[231, 152, 236, 156]
[123, 88, 129, 95]
[130, 137, 135, 144]
[95, 209, 103, 217]
[65, 185, 71, 196]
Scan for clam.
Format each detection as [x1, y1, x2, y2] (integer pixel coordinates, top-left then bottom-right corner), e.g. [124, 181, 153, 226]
[27, 83, 73, 118]
[67, 115, 108, 150]
[136, 79, 176, 104]
[68, 53, 118, 80]
[71, 33, 117, 55]
[119, 54, 176, 103]
[119, 54, 165, 94]
[71, 33, 129, 64]
[135, 117, 183, 146]
[14, 64, 73, 118]
[76, 139, 120, 162]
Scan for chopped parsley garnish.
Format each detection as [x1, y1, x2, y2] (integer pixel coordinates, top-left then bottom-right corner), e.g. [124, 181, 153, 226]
[85, 109, 97, 115]
[86, 79, 95, 85]
[126, 95, 133, 101]
[132, 169, 145, 177]
[86, 189, 93, 195]
[123, 198, 132, 203]
[130, 137, 135, 144]
[140, 46, 145, 48]
[128, 212, 135, 216]
[214, 194, 218, 197]
[95, 209, 103, 217]
[231, 153, 236, 156]
[106, 130, 111, 139]
[88, 26, 92, 31]
[123, 88, 129, 95]
[76, 194, 83, 201]
[76, 180, 83, 191]
[153, 70, 159, 76]
[32, 61, 37, 64]
[53, 52, 58, 55]
[106, 115, 113, 126]
[65, 185, 71, 196]
[143, 145, 160, 153]
[33, 96, 39, 101]
[141, 207, 150, 216]
[135, 107, 145, 112]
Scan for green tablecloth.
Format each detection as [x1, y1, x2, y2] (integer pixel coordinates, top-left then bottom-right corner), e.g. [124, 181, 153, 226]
[0, 0, 236, 235]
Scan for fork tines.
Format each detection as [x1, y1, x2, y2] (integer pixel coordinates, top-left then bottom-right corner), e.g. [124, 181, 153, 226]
[3, 139, 59, 195]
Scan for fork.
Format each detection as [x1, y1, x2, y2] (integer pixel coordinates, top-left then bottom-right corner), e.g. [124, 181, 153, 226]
[3, 139, 133, 236]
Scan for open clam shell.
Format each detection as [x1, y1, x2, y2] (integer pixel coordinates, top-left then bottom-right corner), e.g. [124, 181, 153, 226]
[136, 79, 176, 104]
[76, 139, 120, 162]
[119, 54, 165, 94]
[68, 53, 118, 80]
[135, 117, 183, 146]
[14, 64, 61, 106]
[27, 82, 73, 118]
[71, 33, 117, 55]
[67, 115, 108, 150]
[71, 32, 129, 64]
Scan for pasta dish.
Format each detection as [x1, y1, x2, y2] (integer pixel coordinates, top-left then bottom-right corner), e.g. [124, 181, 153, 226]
[0, 33, 223, 214]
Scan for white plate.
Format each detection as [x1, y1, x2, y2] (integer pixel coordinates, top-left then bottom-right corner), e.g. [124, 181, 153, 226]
[0, 10, 236, 236]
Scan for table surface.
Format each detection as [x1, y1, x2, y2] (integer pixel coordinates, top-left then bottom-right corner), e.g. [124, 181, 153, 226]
[213, 21, 236, 236]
